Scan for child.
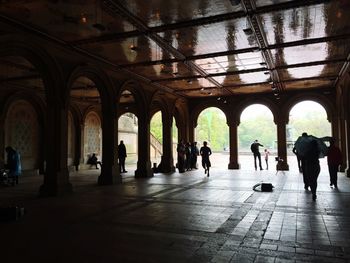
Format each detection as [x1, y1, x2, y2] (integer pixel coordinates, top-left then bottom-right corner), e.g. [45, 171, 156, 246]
[264, 149, 270, 170]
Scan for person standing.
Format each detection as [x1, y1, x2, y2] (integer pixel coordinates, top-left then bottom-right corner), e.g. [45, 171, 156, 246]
[200, 141, 212, 177]
[250, 140, 263, 170]
[118, 140, 127, 173]
[5, 146, 21, 185]
[177, 141, 186, 173]
[327, 138, 342, 188]
[190, 142, 199, 169]
[264, 148, 270, 170]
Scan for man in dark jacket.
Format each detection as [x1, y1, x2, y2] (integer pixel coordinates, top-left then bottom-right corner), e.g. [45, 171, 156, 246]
[251, 140, 263, 170]
[118, 140, 127, 173]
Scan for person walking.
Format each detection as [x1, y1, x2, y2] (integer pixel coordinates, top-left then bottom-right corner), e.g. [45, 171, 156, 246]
[118, 140, 127, 173]
[250, 140, 263, 170]
[200, 141, 212, 177]
[304, 139, 321, 201]
[294, 132, 309, 189]
[327, 138, 342, 188]
[264, 148, 270, 170]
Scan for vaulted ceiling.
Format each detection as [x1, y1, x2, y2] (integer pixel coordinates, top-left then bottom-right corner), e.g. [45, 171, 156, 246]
[1, 0, 350, 101]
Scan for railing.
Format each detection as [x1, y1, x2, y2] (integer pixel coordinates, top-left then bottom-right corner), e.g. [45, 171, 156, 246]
[150, 133, 162, 157]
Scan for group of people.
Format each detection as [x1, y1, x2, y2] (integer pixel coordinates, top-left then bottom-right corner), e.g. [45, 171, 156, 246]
[293, 132, 342, 201]
[251, 133, 343, 202]
[87, 140, 128, 173]
[177, 141, 200, 173]
[177, 141, 212, 177]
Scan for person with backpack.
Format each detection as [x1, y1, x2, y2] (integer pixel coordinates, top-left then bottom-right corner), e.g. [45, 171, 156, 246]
[250, 140, 263, 170]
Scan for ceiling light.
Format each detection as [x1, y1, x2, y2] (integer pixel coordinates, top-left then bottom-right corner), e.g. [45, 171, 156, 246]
[259, 62, 267, 66]
[264, 71, 270, 75]
[217, 97, 221, 101]
[223, 100, 227, 104]
[129, 44, 137, 52]
[80, 14, 87, 23]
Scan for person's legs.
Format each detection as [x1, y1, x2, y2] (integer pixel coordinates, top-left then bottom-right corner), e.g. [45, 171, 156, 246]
[329, 165, 338, 187]
[308, 164, 320, 200]
[265, 159, 268, 170]
[301, 159, 308, 189]
[253, 153, 257, 170]
[257, 153, 263, 170]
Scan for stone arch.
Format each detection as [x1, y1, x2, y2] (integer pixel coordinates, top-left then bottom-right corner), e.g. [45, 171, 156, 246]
[4, 99, 40, 171]
[66, 65, 116, 115]
[235, 98, 278, 124]
[1, 91, 46, 173]
[191, 102, 229, 128]
[0, 36, 64, 105]
[82, 110, 102, 164]
[283, 93, 334, 124]
[117, 79, 148, 118]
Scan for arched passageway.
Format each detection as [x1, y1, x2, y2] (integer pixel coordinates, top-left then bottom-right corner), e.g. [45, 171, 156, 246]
[287, 100, 332, 172]
[150, 111, 163, 166]
[238, 104, 277, 171]
[195, 107, 229, 169]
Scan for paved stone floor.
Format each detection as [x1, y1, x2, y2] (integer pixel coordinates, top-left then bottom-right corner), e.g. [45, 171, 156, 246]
[1, 161, 350, 263]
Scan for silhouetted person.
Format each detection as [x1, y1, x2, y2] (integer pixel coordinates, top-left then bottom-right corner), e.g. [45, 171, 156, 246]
[87, 153, 101, 169]
[190, 142, 199, 169]
[327, 138, 342, 188]
[177, 141, 186, 173]
[118, 140, 127, 173]
[185, 142, 191, 171]
[304, 139, 320, 201]
[200, 141, 212, 177]
[292, 145, 302, 173]
[5, 146, 21, 184]
[264, 148, 270, 170]
[251, 140, 263, 170]
[294, 132, 309, 189]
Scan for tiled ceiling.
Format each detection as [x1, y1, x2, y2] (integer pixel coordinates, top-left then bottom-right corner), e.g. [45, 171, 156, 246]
[0, 0, 350, 98]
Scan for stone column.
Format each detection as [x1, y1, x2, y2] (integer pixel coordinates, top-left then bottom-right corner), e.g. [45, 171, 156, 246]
[346, 119, 350, 178]
[98, 109, 121, 185]
[135, 111, 153, 178]
[339, 116, 347, 172]
[276, 118, 289, 171]
[228, 118, 239, 169]
[39, 104, 72, 196]
[158, 114, 175, 173]
[188, 118, 195, 144]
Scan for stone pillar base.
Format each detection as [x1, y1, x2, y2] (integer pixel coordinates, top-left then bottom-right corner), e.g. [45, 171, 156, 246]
[39, 182, 73, 197]
[98, 167, 121, 185]
[135, 161, 153, 178]
[340, 164, 347, 173]
[276, 161, 289, 171]
[346, 168, 350, 178]
[228, 162, 240, 169]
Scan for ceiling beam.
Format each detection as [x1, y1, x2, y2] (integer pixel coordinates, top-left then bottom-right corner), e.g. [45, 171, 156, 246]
[71, 0, 329, 46]
[102, 0, 229, 93]
[0, 74, 41, 82]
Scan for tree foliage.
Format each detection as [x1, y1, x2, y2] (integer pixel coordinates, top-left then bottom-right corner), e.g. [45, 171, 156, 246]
[150, 111, 162, 142]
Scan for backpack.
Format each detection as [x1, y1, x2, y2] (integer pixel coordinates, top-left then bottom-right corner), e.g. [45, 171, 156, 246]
[250, 143, 255, 153]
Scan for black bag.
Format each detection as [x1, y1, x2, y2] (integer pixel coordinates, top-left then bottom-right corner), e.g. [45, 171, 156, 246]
[253, 183, 274, 192]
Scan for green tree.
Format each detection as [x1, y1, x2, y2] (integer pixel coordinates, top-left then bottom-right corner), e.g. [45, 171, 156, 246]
[150, 111, 162, 142]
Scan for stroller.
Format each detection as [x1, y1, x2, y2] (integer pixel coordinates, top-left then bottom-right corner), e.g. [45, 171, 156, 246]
[0, 168, 16, 186]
